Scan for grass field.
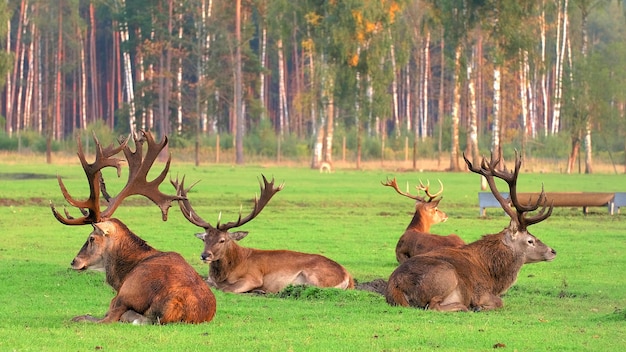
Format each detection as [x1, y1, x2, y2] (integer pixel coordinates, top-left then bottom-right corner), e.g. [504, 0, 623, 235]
[0, 154, 625, 351]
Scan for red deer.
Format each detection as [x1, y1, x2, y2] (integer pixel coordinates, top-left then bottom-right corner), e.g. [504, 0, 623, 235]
[385, 151, 556, 311]
[172, 176, 354, 294]
[383, 178, 464, 263]
[50, 131, 216, 324]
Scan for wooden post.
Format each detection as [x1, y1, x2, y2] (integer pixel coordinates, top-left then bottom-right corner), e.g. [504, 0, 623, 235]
[342, 136, 346, 162]
[216, 134, 220, 163]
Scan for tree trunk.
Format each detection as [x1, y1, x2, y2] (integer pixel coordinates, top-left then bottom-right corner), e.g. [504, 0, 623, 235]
[120, 0, 135, 134]
[420, 29, 431, 140]
[552, 0, 569, 135]
[324, 76, 334, 163]
[55, 0, 63, 140]
[277, 38, 287, 136]
[492, 64, 502, 163]
[466, 47, 479, 166]
[449, 44, 462, 171]
[235, 0, 244, 164]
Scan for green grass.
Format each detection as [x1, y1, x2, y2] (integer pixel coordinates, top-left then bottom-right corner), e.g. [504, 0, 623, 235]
[0, 159, 625, 351]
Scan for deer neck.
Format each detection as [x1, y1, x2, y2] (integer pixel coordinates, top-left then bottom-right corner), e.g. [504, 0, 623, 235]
[406, 208, 432, 233]
[208, 241, 251, 284]
[104, 230, 159, 291]
[469, 232, 525, 294]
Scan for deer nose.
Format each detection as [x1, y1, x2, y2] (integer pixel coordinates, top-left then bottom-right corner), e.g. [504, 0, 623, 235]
[200, 252, 213, 262]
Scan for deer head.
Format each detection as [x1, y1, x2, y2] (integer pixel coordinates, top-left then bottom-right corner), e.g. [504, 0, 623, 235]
[382, 178, 448, 225]
[463, 151, 556, 262]
[173, 175, 284, 262]
[51, 130, 181, 270]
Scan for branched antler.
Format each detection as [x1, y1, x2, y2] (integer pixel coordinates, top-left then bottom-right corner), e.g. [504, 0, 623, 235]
[463, 151, 552, 231]
[382, 178, 443, 203]
[172, 174, 284, 231]
[51, 130, 180, 225]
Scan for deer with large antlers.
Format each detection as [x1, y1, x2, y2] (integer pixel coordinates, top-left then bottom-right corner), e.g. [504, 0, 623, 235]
[385, 151, 556, 311]
[50, 130, 216, 324]
[383, 178, 464, 263]
[173, 175, 354, 294]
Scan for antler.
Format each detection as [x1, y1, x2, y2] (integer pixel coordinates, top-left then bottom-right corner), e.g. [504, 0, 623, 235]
[417, 180, 444, 201]
[173, 174, 284, 231]
[51, 132, 128, 225]
[382, 178, 443, 203]
[463, 151, 553, 231]
[51, 130, 180, 225]
[101, 130, 180, 221]
[171, 176, 213, 230]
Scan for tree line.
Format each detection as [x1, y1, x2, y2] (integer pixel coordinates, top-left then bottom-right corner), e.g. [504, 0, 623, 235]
[1, 0, 625, 172]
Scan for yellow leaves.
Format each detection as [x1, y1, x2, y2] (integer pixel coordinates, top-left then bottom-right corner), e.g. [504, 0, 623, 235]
[348, 53, 359, 67]
[305, 12, 322, 26]
[301, 38, 315, 53]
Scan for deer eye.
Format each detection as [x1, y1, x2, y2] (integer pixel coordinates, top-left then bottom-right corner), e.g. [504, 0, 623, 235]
[89, 236, 95, 243]
[219, 238, 226, 244]
[527, 239, 535, 245]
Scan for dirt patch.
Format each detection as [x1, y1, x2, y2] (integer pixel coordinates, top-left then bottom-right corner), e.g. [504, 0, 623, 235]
[0, 173, 56, 180]
[355, 278, 387, 296]
[0, 198, 48, 206]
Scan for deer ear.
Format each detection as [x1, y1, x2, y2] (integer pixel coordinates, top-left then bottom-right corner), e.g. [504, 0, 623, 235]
[195, 232, 207, 241]
[229, 231, 249, 241]
[93, 221, 114, 236]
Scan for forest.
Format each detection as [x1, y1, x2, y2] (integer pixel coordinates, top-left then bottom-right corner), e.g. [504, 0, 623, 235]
[0, 0, 625, 172]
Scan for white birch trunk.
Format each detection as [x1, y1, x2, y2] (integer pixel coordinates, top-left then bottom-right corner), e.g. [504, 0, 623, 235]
[421, 30, 430, 140]
[24, 19, 35, 128]
[552, 0, 569, 135]
[260, 25, 267, 120]
[467, 49, 478, 161]
[450, 45, 462, 171]
[405, 63, 411, 132]
[389, 32, 399, 135]
[176, 7, 183, 134]
[79, 26, 87, 129]
[277, 38, 287, 136]
[520, 50, 529, 143]
[492, 65, 501, 156]
[120, 0, 135, 134]
[540, 2, 548, 137]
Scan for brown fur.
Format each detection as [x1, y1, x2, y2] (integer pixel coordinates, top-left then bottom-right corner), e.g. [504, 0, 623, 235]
[386, 227, 556, 311]
[197, 229, 354, 293]
[386, 152, 557, 312]
[174, 175, 353, 294]
[395, 199, 465, 263]
[71, 219, 216, 324]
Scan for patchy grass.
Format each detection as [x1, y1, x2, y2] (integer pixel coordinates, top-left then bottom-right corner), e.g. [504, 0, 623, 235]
[0, 159, 625, 351]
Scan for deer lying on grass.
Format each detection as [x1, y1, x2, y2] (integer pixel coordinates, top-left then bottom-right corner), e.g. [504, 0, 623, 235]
[50, 131, 216, 324]
[385, 151, 556, 311]
[173, 175, 354, 293]
[383, 178, 464, 263]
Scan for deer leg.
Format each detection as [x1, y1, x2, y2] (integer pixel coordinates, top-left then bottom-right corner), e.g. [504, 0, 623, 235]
[218, 276, 264, 293]
[473, 293, 503, 311]
[427, 296, 469, 312]
[120, 310, 152, 325]
[71, 314, 101, 323]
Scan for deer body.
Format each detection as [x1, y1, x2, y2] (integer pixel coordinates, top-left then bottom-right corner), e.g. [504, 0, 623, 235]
[52, 131, 217, 324]
[174, 175, 354, 294]
[383, 178, 464, 263]
[386, 229, 556, 311]
[395, 204, 464, 263]
[198, 231, 353, 293]
[70, 219, 217, 324]
[385, 152, 556, 311]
